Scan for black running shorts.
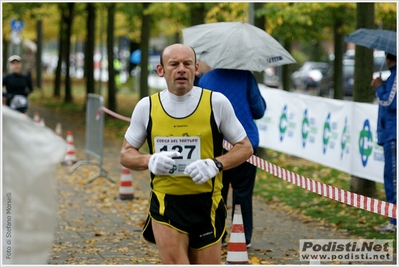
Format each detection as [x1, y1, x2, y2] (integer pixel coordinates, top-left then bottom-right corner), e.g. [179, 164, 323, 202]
[143, 191, 226, 249]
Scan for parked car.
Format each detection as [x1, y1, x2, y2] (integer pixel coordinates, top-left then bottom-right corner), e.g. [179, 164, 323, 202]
[263, 67, 280, 88]
[291, 61, 330, 90]
[344, 49, 389, 72]
[319, 50, 390, 97]
[318, 59, 354, 97]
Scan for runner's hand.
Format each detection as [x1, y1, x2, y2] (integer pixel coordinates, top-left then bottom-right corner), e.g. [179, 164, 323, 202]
[148, 151, 181, 175]
[184, 159, 219, 184]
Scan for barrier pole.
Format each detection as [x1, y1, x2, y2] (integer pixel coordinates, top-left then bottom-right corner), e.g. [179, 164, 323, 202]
[68, 93, 115, 183]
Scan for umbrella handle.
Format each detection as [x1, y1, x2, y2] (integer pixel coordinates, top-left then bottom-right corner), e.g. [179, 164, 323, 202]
[378, 58, 386, 79]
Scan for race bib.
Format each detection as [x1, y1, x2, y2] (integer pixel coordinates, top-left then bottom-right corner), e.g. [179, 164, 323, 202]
[154, 136, 201, 175]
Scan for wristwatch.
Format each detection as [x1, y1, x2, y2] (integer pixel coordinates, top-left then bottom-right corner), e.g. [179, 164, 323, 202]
[213, 158, 223, 172]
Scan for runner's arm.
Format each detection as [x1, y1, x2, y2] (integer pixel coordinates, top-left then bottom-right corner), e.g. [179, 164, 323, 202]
[120, 139, 152, 171]
[215, 136, 252, 171]
[211, 92, 253, 170]
[120, 97, 151, 170]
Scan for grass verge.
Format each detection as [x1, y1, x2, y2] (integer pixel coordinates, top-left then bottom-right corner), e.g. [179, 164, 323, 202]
[256, 150, 396, 245]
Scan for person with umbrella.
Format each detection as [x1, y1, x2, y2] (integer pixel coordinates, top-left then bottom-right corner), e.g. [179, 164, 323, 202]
[371, 53, 397, 234]
[120, 43, 253, 264]
[199, 68, 266, 248]
[183, 21, 295, 248]
[346, 28, 397, 234]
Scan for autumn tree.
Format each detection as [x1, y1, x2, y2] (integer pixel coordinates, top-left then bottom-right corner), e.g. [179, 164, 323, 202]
[54, 3, 74, 102]
[3, 2, 395, 108]
[257, 3, 320, 91]
[84, 2, 96, 109]
[189, 3, 208, 26]
[253, 3, 266, 84]
[139, 3, 151, 99]
[106, 3, 117, 111]
[309, 3, 356, 100]
[349, 3, 376, 197]
[1, 3, 52, 89]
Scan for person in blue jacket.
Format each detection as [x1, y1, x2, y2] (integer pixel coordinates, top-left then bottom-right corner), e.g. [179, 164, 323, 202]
[199, 68, 266, 247]
[371, 53, 397, 234]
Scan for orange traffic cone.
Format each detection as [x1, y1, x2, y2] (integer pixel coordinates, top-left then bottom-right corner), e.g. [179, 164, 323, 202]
[62, 130, 77, 165]
[39, 117, 46, 127]
[118, 167, 135, 200]
[33, 112, 40, 123]
[55, 122, 62, 137]
[225, 204, 248, 264]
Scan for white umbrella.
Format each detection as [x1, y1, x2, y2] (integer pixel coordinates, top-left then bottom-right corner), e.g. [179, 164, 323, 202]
[182, 21, 296, 72]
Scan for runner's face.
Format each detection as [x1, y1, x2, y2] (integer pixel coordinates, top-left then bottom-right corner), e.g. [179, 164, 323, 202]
[10, 61, 22, 74]
[157, 44, 199, 96]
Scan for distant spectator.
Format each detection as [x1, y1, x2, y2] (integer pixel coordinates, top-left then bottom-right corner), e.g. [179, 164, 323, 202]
[2, 55, 33, 114]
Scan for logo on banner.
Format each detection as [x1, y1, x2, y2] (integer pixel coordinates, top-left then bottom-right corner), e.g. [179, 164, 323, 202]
[302, 109, 318, 148]
[341, 117, 350, 159]
[279, 105, 296, 142]
[302, 109, 309, 148]
[323, 113, 331, 154]
[279, 105, 288, 141]
[359, 119, 373, 167]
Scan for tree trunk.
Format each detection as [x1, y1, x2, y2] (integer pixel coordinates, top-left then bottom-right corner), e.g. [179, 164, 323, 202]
[253, 3, 266, 84]
[107, 3, 117, 111]
[36, 19, 43, 89]
[3, 39, 9, 75]
[64, 2, 74, 103]
[129, 40, 140, 74]
[190, 3, 206, 26]
[139, 3, 151, 99]
[350, 3, 376, 197]
[84, 3, 96, 111]
[282, 39, 292, 91]
[54, 5, 66, 98]
[332, 18, 344, 100]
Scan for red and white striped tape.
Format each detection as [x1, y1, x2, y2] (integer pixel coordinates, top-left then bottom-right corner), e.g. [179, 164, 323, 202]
[223, 140, 396, 219]
[96, 106, 397, 219]
[97, 106, 131, 122]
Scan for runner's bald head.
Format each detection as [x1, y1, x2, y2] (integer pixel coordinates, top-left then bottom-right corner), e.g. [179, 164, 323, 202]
[160, 44, 197, 67]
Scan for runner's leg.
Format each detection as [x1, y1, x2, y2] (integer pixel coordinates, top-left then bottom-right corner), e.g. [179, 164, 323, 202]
[151, 220, 190, 264]
[188, 240, 222, 264]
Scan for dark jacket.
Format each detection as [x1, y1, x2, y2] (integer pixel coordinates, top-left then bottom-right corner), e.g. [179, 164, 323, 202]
[199, 69, 266, 148]
[3, 72, 33, 98]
